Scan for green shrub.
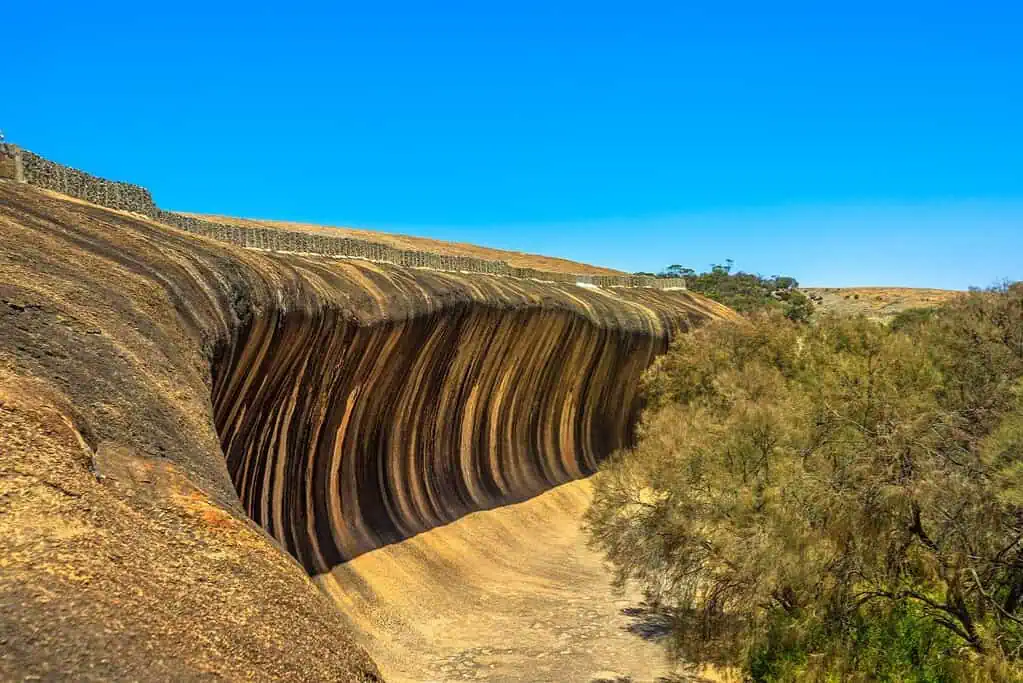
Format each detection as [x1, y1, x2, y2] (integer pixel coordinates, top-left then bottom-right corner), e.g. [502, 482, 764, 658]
[748, 603, 964, 682]
[656, 260, 814, 321]
[587, 284, 1023, 680]
[889, 306, 937, 332]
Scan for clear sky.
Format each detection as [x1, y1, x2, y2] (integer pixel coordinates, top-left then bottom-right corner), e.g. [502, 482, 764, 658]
[4, 1, 1021, 288]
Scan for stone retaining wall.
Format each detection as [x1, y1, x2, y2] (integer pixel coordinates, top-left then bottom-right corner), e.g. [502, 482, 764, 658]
[3, 144, 682, 289]
[20, 149, 158, 216]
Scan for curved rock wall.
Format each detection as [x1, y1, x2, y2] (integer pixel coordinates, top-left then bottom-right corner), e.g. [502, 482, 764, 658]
[193, 248, 720, 573]
[213, 305, 667, 571]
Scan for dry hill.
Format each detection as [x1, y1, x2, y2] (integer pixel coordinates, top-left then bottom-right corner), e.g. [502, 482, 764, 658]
[803, 286, 963, 319]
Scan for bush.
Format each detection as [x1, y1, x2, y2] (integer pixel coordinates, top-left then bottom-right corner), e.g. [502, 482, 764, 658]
[889, 306, 937, 332]
[747, 603, 966, 682]
[586, 284, 1023, 680]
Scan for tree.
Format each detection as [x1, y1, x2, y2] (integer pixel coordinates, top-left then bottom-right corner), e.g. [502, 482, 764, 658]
[659, 264, 693, 279]
[586, 284, 1023, 681]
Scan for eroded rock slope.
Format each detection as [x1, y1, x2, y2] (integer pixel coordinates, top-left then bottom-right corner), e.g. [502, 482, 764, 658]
[0, 181, 730, 679]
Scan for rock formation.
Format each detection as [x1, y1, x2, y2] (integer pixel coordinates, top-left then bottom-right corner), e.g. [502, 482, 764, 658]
[214, 277, 710, 572]
[0, 178, 731, 679]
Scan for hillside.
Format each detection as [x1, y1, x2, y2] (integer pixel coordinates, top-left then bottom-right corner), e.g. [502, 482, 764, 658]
[0, 175, 731, 680]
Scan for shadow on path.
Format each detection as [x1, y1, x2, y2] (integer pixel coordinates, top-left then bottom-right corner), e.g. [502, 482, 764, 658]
[622, 604, 675, 642]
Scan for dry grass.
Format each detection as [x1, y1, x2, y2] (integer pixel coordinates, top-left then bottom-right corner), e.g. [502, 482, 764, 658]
[803, 287, 963, 320]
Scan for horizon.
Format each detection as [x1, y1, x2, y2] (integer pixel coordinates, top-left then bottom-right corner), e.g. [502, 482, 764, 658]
[3, 1, 1021, 289]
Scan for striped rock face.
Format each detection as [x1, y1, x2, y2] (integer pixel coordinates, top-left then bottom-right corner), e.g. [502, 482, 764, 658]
[213, 289, 712, 572]
[0, 180, 731, 679]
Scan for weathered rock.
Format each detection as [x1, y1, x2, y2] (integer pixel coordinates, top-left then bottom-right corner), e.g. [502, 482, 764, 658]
[0, 180, 731, 680]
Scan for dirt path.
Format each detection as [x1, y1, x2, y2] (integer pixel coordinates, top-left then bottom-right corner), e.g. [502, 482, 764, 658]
[317, 480, 685, 682]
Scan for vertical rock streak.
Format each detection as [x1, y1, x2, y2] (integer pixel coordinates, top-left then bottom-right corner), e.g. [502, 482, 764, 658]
[212, 305, 668, 573]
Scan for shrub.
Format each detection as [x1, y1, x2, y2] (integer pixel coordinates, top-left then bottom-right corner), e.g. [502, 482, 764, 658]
[889, 306, 937, 332]
[586, 284, 1023, 680]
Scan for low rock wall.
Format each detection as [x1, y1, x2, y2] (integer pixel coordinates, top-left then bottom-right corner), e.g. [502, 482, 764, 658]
[20, 149, 158, 216]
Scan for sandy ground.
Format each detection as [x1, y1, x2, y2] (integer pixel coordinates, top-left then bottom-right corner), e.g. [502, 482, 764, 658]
[318, 479, 710, 683]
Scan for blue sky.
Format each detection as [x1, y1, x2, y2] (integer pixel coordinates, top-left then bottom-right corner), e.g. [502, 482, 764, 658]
[3, 1, 1021, 288]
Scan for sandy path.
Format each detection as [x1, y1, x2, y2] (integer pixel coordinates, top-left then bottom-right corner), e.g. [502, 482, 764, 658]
[317, 479, 678, 682]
